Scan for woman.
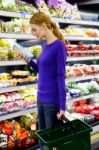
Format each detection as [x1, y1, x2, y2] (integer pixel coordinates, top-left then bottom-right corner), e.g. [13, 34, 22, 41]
[18, 12, 66, 150]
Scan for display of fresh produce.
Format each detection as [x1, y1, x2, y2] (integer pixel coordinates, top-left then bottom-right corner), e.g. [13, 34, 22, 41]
[48, 0, 81, 19]
[2, 22, 9, 32]
[67, 81, 99, 100]
[1, 18, 31, 34]
[0, 39, 11, 48]
[0, 87, 37, 115]
[8, 49, 16, 59]
[20, 112, 37, 130]
[35, 0, 50, 15]
[0, 87, 37, 103]
[0, 119, 37, 149]
[64, 27, 83, 36]
[11, 70, 30, 77]
[67, 50, 99, 57]
[63, 27, 99, 37]
[66, 64, 99, 78]
[29, 45, 42, 58]
[0, 39, 16, 60]
[0, 48, 8, 60]
[21, 19, 31, 34]
[1, 101, 17, 113]
[0, 70, 37, 88]
[21, 87, 37, 97]
[0, 73, 10, 81]
[0, 0, 18, 12]
[66, 43, 97, 51]
[16, 0, 38, 13]
[9, 21, 22, 33]
[84, 28, 99, 37]
[71, 97, 99, 121]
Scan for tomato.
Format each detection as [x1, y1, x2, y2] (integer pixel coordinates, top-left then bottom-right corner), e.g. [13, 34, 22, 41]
[81, 104, 95, 114]
[95, 45, 99, 50]
[79, 99, 87, 106]
[74, 106, 81, 113]
[67, 46, 74, 51]
[72, 101, 79, 107]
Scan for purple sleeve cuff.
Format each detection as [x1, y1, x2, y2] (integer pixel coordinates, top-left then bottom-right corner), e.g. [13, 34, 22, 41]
[28, 59, 38, 72]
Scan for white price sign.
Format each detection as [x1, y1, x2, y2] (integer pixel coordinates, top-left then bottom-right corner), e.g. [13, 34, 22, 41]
[0, 134, 7, 148]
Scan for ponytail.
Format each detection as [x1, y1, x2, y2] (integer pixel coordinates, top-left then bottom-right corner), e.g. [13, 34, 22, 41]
[51, 22, 65, 42]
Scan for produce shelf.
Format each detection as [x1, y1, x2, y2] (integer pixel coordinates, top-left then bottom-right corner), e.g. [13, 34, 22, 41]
[0, 33, 97, 41]
[0, 33, 35, 40]
[53, 17, 99, 26]
[67, 56, 99, 62]
[0, 107, 37, 121]
[0, 10, 99, 27]
[94, 74, 99, 78]
[0, 10, 31, 18]
[78, 0, 99, 5]
[66, 75, 95, 83]
[0, 84, 37, 94]
[95, 37, 99, 41]
[67, 93, 95, 102]
[64, 36, 96, 41]
[0, 60, 26, 66]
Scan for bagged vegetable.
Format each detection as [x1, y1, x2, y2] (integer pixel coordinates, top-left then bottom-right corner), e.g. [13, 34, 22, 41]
[1, 0, 18, 12]
[35, 0, 50, 15]
[70, 4, 81, 20]
[48, 0, 71, 18]
[16, 0, 38, 13]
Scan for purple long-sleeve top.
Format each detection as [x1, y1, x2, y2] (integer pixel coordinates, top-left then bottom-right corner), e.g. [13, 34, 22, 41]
[28, 39, 66, 111]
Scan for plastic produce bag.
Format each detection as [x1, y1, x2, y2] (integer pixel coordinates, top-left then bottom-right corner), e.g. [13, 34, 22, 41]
[48, 0, 71, 18]
[1, 0, 18, 12]
[9, 19, 22, 33]
[79, 10, 98, 21]
[16, 0, 38, 13]
[48, 0, 81, 19]
[77, 83, 89, 95]
[35, 0, 50, 15]
[70, 4, 81, 20]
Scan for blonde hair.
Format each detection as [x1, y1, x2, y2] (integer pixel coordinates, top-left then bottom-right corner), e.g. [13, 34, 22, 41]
[30, 12, 64, 41]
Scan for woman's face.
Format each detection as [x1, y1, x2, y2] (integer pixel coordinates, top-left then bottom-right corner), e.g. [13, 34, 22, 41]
[30, 24, 46, 40]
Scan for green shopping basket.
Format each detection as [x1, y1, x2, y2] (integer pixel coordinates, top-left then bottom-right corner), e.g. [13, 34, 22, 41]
[36, 117, 92, 150]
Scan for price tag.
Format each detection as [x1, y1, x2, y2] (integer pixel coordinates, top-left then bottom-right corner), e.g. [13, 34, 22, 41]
[20, 12, 27, 18]
[0, 134, 7, 148]
[65, 18, 70, 23]
[31, 121, 37, 131]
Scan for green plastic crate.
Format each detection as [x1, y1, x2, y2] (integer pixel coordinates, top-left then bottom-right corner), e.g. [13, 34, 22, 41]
[36, 119, 92, 150]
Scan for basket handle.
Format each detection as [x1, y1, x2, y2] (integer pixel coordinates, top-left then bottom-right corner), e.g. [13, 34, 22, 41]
[61, 115, 70, 123]
[61, 115, 75, 134]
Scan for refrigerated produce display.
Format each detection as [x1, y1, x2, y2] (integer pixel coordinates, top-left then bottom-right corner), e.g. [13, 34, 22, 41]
[0, 0, 98, 149]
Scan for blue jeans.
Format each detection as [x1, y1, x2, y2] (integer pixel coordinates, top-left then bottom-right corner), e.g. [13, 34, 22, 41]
[37, 100, 62, 150]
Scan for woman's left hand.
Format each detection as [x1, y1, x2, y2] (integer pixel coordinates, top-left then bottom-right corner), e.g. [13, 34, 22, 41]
[57, 110, 65, 120]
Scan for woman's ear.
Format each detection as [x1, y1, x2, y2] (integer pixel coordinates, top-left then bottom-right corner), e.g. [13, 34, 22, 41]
[42, 23, 47, 30]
